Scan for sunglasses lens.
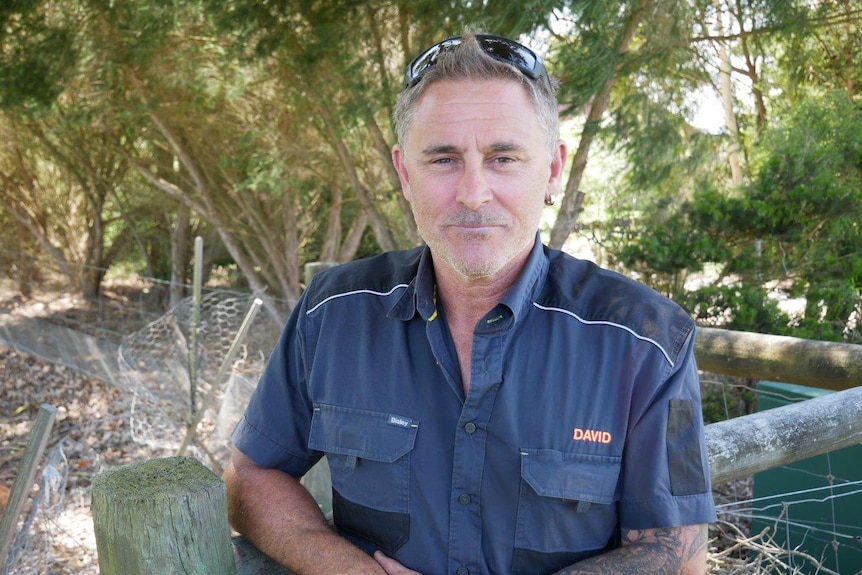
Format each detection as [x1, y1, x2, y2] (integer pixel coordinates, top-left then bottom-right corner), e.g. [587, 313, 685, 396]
[478, 37, 539, 79]
[404, 35, 547, 89]
[405, 38, 460, 88]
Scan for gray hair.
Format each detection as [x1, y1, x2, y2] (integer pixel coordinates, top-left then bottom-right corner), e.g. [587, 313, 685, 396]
[393, 32, 560, 158]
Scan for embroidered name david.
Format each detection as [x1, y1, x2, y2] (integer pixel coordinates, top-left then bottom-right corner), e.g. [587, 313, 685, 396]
[572, 427, 612, 444]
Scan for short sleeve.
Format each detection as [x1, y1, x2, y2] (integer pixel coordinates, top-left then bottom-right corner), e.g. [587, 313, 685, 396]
[231, 293, 321, 477]
[618, 328, 717, 529]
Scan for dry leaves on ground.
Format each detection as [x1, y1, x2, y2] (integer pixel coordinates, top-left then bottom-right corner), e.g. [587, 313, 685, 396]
[0, 346, 151, 574]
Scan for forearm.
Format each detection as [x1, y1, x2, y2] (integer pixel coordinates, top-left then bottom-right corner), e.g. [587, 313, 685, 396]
[224, 450, 386, 575]
[553, 524, 708, 575]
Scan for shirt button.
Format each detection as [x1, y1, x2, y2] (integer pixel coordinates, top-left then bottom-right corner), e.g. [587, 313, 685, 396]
[458, 493, 471, 505]
[456, 568, 470, 575]
[464, 422, 477, 434]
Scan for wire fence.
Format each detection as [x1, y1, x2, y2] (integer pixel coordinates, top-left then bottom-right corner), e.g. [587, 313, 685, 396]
[705, 378, 862, 574]
[0, 254, 860, 574]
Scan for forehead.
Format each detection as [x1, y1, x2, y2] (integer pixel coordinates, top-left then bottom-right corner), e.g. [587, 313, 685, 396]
[407, 79, 544, 147]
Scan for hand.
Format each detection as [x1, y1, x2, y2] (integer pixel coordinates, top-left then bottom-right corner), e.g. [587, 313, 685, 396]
[373, 550, 422, 574]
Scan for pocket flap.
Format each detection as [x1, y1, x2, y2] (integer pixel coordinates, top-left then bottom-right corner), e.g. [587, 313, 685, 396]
[520, 449, 620, 504]
[309, 404, 418, 463]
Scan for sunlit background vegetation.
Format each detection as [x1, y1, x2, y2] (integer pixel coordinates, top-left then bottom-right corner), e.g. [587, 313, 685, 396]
[1, 0, 859, 340]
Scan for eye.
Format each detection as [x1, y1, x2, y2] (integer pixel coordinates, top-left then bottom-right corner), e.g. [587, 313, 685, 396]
[491, 155, 517, 165]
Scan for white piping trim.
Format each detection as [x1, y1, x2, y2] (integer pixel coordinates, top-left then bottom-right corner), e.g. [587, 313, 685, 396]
[532, 302, 675, 367]
[306, 284, 410, 315]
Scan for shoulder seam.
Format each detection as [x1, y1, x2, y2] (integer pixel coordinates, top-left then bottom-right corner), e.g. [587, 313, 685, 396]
[306, 284, 410, 315]
[532, 302, 675, 367]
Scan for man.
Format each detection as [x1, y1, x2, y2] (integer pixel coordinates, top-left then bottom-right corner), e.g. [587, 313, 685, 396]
[224, 32, 716, 575]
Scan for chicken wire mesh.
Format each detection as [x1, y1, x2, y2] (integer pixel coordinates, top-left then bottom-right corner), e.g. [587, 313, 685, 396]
[118, 290, 280, 470]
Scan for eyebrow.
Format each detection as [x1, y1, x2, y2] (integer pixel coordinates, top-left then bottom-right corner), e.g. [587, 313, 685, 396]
[422, 144, 459, 155]
[421, 142, 527, 155]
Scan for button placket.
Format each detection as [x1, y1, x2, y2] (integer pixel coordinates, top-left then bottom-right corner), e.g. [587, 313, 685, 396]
[447, 334, 504, 575]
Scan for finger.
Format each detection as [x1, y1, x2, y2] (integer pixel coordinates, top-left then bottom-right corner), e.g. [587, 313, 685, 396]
[373, 550, 421, 574]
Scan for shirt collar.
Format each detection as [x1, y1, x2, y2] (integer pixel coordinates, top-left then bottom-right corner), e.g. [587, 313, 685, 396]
[496, 233, 549, 324]
[388, 234, 548, 326]
[388, 246, 436, 321]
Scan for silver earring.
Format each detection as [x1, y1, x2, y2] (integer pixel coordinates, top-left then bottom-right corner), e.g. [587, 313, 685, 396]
[544, 194, 555, 206]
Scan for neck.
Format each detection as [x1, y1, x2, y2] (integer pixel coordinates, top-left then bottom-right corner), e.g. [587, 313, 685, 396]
[433, 256, 524, 326]
[433, 258, 525, 396]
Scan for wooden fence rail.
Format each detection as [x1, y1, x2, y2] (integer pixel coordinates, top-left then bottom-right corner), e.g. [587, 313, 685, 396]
[705, 383, 862, 484]
[695, 327, 862, 391]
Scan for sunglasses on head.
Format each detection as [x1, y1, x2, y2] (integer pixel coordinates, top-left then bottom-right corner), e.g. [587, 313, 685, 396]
[403, 34, 551, 91]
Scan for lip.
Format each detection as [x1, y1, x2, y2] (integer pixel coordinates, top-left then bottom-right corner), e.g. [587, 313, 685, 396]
[445, 224, 500, 233]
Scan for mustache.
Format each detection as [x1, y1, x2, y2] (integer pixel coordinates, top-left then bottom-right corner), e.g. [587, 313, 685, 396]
[442, 210, 508, 226]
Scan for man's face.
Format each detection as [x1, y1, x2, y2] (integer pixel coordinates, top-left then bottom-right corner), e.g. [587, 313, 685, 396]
[392, 79, 566, 283]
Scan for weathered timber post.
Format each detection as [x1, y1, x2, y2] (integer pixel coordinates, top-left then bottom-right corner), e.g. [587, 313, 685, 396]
[303, 261, 338, 286]
[0, 404, 56, 570]
[695, 327, 862, 390]
[705, 385, 862, 484]
[91, 456, 236, 575]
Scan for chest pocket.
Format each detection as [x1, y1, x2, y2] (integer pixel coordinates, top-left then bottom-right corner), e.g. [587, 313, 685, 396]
[513, 448, 621, 575]
[308, 404, 418, 512]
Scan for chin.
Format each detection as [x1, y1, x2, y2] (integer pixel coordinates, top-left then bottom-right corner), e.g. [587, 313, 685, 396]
[449, 255, 510, 280]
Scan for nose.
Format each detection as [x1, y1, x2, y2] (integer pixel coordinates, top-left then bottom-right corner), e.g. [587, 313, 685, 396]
[456, 161, 493, 210]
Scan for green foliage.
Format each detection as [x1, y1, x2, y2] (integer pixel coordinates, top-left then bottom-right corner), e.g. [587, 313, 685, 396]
[0, 0, 77, 109]
[0, 0, 859, 325]
[616, 90, 861, 340]
[699, 378, 757, 424]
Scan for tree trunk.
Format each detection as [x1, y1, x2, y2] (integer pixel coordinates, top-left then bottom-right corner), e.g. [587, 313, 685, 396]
[365, 113, 419, 245]
[740, 36, 768, 131]
[339, 209, 369, 262]
[713, 0, 744, 186]
[317, 105, 397, 252]
[320, 183, 343, 262]
[283, 187, 301, 298]
[549, 1, 648, 249]
[82, 199, 106, 299]
[0, 195, 75, 283]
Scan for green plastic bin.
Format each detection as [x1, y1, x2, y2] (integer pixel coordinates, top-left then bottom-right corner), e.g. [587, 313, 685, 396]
[751, 381, 862, 574]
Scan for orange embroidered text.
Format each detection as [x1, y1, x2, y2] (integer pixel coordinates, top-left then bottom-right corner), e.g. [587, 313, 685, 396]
[572, 428, 612, 444]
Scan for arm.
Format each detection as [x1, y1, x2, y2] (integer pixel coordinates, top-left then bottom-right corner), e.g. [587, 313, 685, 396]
[371, 525, 706, 575]
[224, 449, 387, 575]
[553, 524, 708, 575]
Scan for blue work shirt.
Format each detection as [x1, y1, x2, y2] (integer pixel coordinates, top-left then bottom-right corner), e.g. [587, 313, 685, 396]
[232, 238, 716, 575]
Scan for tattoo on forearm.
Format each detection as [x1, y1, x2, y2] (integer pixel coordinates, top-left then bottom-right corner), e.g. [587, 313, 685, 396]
[552, 525, 706, 575]
[686, 524, 708, 563]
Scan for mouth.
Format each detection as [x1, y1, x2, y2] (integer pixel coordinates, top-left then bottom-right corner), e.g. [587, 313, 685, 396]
[445, 223, 501, 236]
[443, 213, 506, 230]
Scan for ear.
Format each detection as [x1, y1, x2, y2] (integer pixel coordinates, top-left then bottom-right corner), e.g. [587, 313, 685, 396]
[391, 144, 412, 201]
[547, 139, 568, 194]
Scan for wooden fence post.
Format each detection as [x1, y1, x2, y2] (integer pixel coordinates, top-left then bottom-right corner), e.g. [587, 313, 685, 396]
[0, 404, 57, 570]
[304, 261, 338, 286]
[91, 456, 236, 575]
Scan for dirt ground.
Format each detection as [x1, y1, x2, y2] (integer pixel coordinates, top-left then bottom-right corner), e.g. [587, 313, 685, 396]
[0, 346, 151, 574]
